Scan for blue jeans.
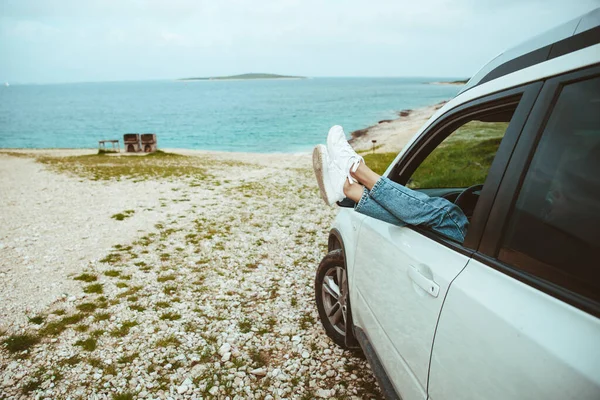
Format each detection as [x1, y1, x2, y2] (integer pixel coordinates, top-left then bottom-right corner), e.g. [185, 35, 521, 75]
[354, 177, 469, 242]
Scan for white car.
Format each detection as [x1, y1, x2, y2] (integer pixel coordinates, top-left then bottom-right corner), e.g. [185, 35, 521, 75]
[315, 8, 600, 400]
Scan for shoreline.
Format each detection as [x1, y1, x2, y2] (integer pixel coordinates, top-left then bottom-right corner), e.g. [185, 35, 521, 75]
[349, 100, 448, 153]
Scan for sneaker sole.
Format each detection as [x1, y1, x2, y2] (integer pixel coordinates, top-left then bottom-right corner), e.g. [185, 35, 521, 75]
[312, 145, 334, 206]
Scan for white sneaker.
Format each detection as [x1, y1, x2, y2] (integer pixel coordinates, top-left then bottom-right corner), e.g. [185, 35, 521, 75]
[313, 144, 346, 206]
[326, 125, 363, 184]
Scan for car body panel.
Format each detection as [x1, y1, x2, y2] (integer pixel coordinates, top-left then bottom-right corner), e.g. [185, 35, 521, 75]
[351, 218, 470, 399]
[329, 208, 367, 280]
[429, 259, 600, 399]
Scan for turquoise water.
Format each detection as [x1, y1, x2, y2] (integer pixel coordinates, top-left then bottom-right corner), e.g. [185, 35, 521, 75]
[0, 78, 460, 153]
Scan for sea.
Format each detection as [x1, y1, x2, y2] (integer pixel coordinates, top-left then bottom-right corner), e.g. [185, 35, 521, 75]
[0, 78, 461, 153]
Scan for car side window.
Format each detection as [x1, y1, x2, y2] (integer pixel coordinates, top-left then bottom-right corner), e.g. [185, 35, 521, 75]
[498, 76, 600, 303]
[407, 111, 515, 190]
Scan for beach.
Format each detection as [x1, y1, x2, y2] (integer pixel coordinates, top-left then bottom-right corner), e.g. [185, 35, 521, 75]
[0, 103, 439, 399]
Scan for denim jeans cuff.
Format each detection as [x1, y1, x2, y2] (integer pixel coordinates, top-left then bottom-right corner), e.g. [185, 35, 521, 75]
[369, 177, 386, 198]
[354, 187, 371, 213]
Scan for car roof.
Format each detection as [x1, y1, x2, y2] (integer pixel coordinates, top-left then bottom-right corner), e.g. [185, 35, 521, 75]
[459, 7, 600, 95]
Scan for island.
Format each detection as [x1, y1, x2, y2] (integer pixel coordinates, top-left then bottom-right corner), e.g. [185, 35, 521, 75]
[179, 73, 307, 81]
[429, 79, 469, 85]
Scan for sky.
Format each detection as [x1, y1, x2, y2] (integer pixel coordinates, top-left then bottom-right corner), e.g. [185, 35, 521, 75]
[0, 0, 598, 84]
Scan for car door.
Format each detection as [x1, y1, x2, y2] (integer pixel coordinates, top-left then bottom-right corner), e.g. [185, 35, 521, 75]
[429, 68, 600, 399]
[350, 83, 542, 400]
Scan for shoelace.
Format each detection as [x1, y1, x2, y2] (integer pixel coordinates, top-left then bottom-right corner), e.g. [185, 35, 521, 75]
[348, 158, 361, 184]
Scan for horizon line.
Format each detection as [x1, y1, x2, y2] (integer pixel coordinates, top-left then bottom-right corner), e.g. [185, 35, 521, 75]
[3, 75, 470, 86]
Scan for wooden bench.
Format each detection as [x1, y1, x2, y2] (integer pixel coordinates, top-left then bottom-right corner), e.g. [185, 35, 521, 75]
[98, 140, 120, 153]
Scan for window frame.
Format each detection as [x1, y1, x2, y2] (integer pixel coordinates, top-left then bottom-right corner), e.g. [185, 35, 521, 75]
[476, 64, 600, 317]
[388, 82, 543, 251]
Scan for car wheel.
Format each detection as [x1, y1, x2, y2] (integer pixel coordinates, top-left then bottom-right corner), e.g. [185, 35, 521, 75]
[315, 249, 350, 348]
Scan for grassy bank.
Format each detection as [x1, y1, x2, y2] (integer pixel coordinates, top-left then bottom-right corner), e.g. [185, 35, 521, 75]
[360, 121, 507, 187]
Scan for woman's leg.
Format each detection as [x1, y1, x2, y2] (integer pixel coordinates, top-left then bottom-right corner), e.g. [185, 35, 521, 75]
[343, 181, 406, 226]
[350, 163, 468, 242]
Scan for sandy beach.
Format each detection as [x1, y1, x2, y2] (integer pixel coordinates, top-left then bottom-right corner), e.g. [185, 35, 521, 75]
[0, 104, 439, 399]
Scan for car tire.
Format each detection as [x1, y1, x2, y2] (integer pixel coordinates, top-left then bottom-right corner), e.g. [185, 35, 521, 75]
[315, 249, 351, 349]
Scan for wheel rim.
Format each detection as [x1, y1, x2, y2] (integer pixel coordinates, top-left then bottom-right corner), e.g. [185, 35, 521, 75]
[321, 266, 348, 336]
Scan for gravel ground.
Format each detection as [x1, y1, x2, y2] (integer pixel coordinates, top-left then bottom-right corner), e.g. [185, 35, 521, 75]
[0, 150, 383, 399]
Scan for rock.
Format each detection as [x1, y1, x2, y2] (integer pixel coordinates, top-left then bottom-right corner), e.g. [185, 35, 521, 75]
[301, 351, 310, 359]
[190, 364, 204, 376]
[177, 384, 188, 394]
[221, 352, 231, 362]
[276, 372, 288, 381]
[316, 388, 332, 398]
[326, 370, 335, 378]
[209, 386, 219, 395]
[218, 343, 231, 356]
[250, 368, 267, 377]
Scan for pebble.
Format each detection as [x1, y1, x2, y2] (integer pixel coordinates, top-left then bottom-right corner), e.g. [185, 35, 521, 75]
[250, 368, 267, 376]
[218, 343, 231, 356]
[177, 385, 188, 394]
[0, 155, 383, 399]
[316, 388, 332, 398]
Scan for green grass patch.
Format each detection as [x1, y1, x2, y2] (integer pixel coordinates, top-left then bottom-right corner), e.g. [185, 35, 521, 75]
[91, 329, 106, 338]
[75, 338, 97, 351]
[110, 320, 138, 337]
[118, 352, 139, 364]
[104, 269, 120, 277]
[155, 334, 181, 347]
[155, 301, 170, 308]
[37, 151, 214, 182]
[28, 315, 45, 325]
[238, 319, 252, 333]
[157, 274, 176, 282]
[160, 312, 181, 321]
[83, 283, 104, 294]
[129, 304, 146, 312]
[162, 285, 178, 295]
[111, 210, 135, 221]
[362, 152, 398, 176]
[76, 302, 98, 313]
[408, 121, 507, 189]
[73, 273, 97, 282]
[94, 312, 111, 322]
[2, 334, 40, 354]
[39, 313, 86, 336]
[74, 324, 89, 332]
[112, 392, 135, 400]
[99, 253, 121, 264]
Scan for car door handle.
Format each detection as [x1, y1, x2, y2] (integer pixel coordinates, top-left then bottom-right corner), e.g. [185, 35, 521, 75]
[408, 267, 440, 297]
